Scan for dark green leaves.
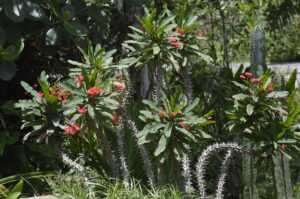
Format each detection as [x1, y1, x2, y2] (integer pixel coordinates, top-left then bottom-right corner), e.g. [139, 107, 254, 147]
[4, 0, 26, 22]
[64, 22, 88, 37]
[0, 60, 17, 81]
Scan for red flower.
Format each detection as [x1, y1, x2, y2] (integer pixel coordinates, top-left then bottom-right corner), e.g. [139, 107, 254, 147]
[171, 41, 181, 49]
[179, 121, 185, 127]
[186, 125, 193, 131]
[267, 82, 273, 92]
[62, 99, 68, 105]
[244, 72, 253, 77]
[56, 85, 62, 90]
[250, 78, 262, 84]
[77, 107, 87, 114]
[176, 28, 185, 36]
[71, 124, 80, 132]
[159, 110, 166, 116]
[167, 37, 182, 49]
[239, 75, 246, 79]
[280, 143, 286, 150]
[75, 74, 84, 84]
[113, 112, 119, 125]
[168, 37, 177, 43]
[37, 91, 43, 97]
[197, 29, 205, 37]
[87, 86, 102, 96]
[117, 84, 124, 92]
[64, 124, 80, 136]
[170, 112, 176, 117]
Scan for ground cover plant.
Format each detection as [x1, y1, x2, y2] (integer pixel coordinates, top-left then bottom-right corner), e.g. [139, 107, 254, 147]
[1, 0, 300, 198]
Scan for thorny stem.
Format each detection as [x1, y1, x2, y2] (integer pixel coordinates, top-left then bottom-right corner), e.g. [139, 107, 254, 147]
[116, 116, 130, 188]
[97, 129, 120, 178]
[121, 84, 156, 188]
[196, 142, 253, 198]
[215, 150, 232, 199]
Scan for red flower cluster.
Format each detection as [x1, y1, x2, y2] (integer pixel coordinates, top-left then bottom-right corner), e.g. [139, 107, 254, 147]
[37, 85, 69, 105]
[75, 74, 84, 85]
[267, 82, 273, 92]
[250, 78, 262, 84]
[170, 112, 176, 117]
[77, 106, 87, 114]
[240, 72, 253, 79]
[167, 37, 181, 49]
[159, 110, 166, 116]
[87, 86, 102, 96]
[197, 29, 205, 37]
[37, 91, 43, 97]
[175, 28, 185, 36]
[113, 112, 119, 125]
[280, 143, 286, 150]
[179, 121, 185, 127]
[117, 84, 124, 92]
[64, 124, 80, 136]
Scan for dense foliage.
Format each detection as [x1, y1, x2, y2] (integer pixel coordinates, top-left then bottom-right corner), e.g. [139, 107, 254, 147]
[1, 0, 300, 198]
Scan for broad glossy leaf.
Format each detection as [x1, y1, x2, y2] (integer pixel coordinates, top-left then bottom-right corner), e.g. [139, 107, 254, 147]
[61, 4, 75, 21]
[0, 60, 16, 81]
[2, 39, 24, 61]
[4, 0, 26, 22]
[64, 22, 88, 37]
[24, 0, 45, 20]
[46, 28, 61, 46]
[0, 27, 5, 47]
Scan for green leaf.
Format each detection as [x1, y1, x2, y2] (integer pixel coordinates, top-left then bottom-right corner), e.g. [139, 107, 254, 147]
[0, 60, 17, 81]
[61, 4, 75, 21]
[64, 22, 88, 37]
[24, 0, 45, 21]
[153, 45, 160, 55]
[2, 39, 24, 61]
[0, 27, 5, 47]
[87, 104, 95, 119]
[142, 100, 160, 112]
[4, 0, 26, 22]
[154, 134, 167, 156]
[246, 104, 254, 115]
[233, 93, 249, 101]
[46, 28, 61, 46]
[184, 98, 199, 113]
[6, 180, 23, 199]
[176, 127, 196, 142]
[164, 122, 172, 138]
[266, 91, 289, 99]
[21, 81, 37, 96]
[286, 69, 297, 94]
